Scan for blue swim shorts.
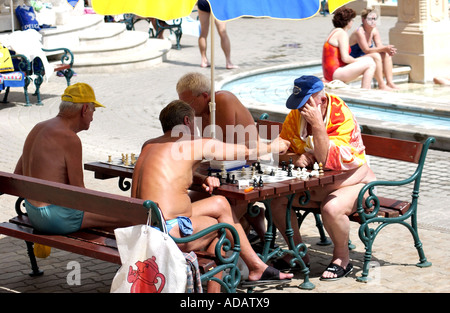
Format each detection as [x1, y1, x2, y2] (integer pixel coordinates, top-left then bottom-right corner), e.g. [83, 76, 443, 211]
[166, 216, 193, 236]
[24, 200, 84, 235]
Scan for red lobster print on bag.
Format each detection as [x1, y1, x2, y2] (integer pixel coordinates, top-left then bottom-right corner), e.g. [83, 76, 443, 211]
[127, 256, 166, 293]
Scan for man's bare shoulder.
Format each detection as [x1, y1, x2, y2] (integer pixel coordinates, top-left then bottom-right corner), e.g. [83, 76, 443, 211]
[29, 118, 80, 145]
[216, 90, 240, 103]
[141, 134, 175, 149]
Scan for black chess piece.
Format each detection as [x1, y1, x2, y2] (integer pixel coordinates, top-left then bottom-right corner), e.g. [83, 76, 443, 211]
[258, 176, 264, 187]
[216, 172, 222, 184]
[257, 162, 263, 174]
[287, 167, 293, 177]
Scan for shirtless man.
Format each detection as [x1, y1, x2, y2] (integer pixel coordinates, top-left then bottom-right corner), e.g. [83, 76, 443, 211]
[131, 100, 293, 288]
[270, 76, 376, 280]
[14, 83, 134, 235]
[177, 72, 267, 240]
[176, 72, 256, 145]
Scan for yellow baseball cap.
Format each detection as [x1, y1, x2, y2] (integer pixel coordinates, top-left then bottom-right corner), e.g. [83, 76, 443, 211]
[61, 83, 105, 108]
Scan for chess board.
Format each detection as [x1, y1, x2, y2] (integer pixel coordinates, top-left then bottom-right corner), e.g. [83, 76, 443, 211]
[101, 153, 139, 169]
[216, 162, 320, 189]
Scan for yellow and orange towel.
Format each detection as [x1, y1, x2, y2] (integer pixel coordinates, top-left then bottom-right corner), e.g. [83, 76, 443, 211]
[280, 93, 366, 171]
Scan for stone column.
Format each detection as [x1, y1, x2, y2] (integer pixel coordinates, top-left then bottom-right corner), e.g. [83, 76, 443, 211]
[389, 0, 450, 83]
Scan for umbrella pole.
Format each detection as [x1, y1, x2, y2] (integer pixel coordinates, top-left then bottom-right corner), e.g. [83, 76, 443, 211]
[209, 13, 216, 139]
[10, 0, 14, 32]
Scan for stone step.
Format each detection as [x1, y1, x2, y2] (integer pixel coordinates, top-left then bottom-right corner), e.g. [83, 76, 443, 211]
[41, 14, 173, 73]
[41, 14, 104, 50]
[78, 22, 128, 46]
[70, 30, 150, 58]
[309, 64, 411, 87]
[71, 38, 172, 73]
[346, 64, 412, 88]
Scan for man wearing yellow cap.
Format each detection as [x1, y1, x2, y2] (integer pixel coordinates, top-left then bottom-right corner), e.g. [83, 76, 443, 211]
[14, 83, 132, 235]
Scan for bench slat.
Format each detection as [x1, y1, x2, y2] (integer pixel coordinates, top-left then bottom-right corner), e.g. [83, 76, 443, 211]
[361, 134, 422, 163]
[0, 171, 148, 223]
[0, 222, 121, 264]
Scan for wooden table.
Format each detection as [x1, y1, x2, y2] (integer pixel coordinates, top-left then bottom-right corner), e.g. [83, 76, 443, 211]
[84, 160, 346, 290]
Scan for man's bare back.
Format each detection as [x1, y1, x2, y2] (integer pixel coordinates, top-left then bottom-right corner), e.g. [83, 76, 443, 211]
[15, 117, 84, 207]
[14, 83, 134, 234]
[131, 134, 200, 220]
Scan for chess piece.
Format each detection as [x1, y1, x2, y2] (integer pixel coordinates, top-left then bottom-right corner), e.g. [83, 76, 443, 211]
[310, 162, 320, 177]
[108, 155, 112, 163]
[258, 176, 264, 187]
[319, 162, 324, 175]
[257, 162, 263, 174]
[287, 167, 293, 177]
[220, 165, 227, 178]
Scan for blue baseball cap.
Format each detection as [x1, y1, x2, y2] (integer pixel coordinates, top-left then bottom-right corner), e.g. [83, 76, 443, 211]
[286, 75, 324, 109]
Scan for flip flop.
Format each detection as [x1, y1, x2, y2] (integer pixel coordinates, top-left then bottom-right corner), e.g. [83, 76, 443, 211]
[241, 266, 291, 287]
[319, 263, 353, 281]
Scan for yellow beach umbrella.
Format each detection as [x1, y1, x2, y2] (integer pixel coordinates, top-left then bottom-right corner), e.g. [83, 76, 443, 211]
[92, 0, 198, 21]
[327, 0, 356, 13]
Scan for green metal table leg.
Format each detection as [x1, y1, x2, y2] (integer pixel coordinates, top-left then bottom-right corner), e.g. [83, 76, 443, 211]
[284, 193, 314, 290]
[258, 199, 283, 263]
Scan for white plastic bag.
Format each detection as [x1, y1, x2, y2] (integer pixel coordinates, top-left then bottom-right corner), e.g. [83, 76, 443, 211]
[111, 214, 187, 293]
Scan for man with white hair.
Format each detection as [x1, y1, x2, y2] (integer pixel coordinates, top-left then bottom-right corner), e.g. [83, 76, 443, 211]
[14, 83, 135, 234]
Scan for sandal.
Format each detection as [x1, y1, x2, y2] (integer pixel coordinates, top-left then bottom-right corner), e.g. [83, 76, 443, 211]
[320, 263, 353, 281]
[241, 266, 291, 287]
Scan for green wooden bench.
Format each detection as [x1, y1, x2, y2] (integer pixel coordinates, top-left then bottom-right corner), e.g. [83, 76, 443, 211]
[32, 47, 75, 105]
[122, 14, 183, 50]
[256, 115, 434, 282]
[0, 171, 241, 292]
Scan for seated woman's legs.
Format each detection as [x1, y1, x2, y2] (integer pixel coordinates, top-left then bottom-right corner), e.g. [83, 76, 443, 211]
[333, 56, 376, 89]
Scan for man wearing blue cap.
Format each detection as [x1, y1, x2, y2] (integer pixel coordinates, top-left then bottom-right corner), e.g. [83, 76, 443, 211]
[271, 75, 376, 281]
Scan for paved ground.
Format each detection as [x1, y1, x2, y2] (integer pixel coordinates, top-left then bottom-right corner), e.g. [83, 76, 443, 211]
[0, 13, 449, 295]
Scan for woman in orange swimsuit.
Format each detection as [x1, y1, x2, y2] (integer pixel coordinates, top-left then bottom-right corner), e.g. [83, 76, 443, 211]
[322, 7, 376, 89]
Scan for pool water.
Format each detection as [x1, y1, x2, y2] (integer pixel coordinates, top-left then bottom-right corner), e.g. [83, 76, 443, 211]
[222, 65, 450, 131]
